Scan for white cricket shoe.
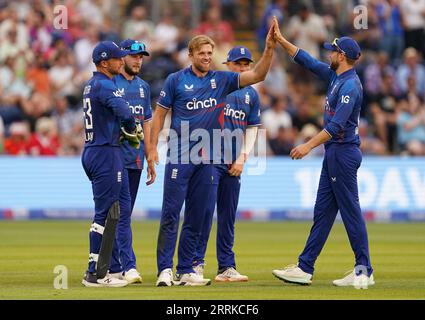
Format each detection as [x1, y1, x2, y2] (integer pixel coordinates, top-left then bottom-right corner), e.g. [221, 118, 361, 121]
[272, 264, 312, 285]
[156, 268, 174, 287]
[215, 267, 248, 282]
[193, 264, 205, 277]
[82, 271, 128, 288]
[333, 270, 375, 289]
[175, 273, 211, 286]
[124, 268, 143, 284]
[109, 271, 125, 280]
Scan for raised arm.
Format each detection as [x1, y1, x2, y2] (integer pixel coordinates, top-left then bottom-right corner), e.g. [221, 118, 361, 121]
[273, 18, 334, 83]
[239, 17, 277, 87]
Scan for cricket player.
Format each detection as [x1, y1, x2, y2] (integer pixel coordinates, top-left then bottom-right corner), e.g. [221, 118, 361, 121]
[150, 19, 278, 287]
[81, 41, 143, 287]
[192, 46, 261, 282]
[271, 27, 374, 289]
[108, 39, 155, 284]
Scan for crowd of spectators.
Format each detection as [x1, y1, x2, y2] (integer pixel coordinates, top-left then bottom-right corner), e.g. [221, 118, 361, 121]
[0, 0, 425, 157]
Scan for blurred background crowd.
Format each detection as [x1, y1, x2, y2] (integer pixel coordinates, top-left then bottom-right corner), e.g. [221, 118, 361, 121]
[0, 0, 424, 157]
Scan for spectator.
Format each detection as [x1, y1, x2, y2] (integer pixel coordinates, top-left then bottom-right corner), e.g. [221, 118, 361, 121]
[359, 118, 388, 155]
[122, 5, 154, 42]
[396, 47, 425, 96]
[294, 123, 324, 157]
[210, 30, 232, 71]
[0, 55, 31, 124]
[77, 0, 105, 27]
[262, 96, 292, 139]
[51, 95, 84, 155]
[291, 99, 321, 132]
[364, 51, 396, 97]
[0, 6, 29, 52]
[20, 92, 52, 131]
[262, 55, 288, 99]
[196, 7, 234, 44]
[268, 126, 295, 155]
[400, 0, 425, 57]
[27, 9, 52, 53]
[0, 20, 28, 64]
[4, 121, 30, 155]
[73, 24, 99, 77]
[375, 0, 404, 63]
[0, 115, 4, 154]
[368, 69, 401, 151]
[152, 10, 179, 54]
[48, 52, 77, 98]
[256, 0, 285, 51]
[286, 3, 328, 59]
[26, 52, 50, 97]
[26, 116, 60, 156]
[396, 94, 425, 155]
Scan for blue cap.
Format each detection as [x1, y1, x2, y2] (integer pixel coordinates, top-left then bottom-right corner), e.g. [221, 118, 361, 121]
[224, 46, 254, 63]
[92, 41, 129, 64]
[120, 39, 150, 56]
[323, 37, 361, 60]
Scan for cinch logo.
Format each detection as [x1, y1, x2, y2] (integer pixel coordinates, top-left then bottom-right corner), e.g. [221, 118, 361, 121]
[129, 104, 144, 114]
[186, 98, 217, 110]
[224, 104, 246, 120]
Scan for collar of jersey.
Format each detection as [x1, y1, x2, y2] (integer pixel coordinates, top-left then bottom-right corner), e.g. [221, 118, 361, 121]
[337, 68, 356, 79]
[188, 65, 212, 78]
[93, 71, 111, 80]
[116, 73, 137, 83]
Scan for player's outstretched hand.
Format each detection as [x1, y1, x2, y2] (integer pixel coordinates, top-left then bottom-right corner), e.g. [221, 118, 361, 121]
[290, 143, 311, 160]
[265, 16, 277, 50]
[273, 16, 284, 44]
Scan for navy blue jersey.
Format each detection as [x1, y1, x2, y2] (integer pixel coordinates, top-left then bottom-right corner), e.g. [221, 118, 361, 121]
[157, 66, 240, 162]
[222, 86, 261, 162]
[294, 49, 362, 147]
[82, 72, 135, 147]
[113, 74, 152, 170]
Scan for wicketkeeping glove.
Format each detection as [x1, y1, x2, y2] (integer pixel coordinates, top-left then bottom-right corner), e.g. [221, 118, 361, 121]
[120, 120, 144, 149]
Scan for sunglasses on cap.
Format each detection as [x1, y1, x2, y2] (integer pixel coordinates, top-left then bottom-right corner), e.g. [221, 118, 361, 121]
[332, 38, 346, 55]
[123, 43, 147, 52]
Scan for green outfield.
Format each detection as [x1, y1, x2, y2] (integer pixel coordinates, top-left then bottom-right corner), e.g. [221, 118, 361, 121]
[0, 220, 424, 300]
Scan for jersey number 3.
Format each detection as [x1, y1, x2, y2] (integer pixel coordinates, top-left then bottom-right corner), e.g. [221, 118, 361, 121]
[83, 98, 93, 130]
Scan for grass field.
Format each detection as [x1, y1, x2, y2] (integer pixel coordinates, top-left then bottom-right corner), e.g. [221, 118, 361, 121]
[0, 220, 424, 300]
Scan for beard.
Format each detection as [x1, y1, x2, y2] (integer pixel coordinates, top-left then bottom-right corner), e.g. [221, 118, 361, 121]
[330, 59, 339, 71]
[124, 64, 140, 76]
[193, 61, 210, 73]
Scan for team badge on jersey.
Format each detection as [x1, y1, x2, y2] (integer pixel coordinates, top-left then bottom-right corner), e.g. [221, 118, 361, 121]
[210, 79, 216, 89]
[140, 87, 145, 98]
